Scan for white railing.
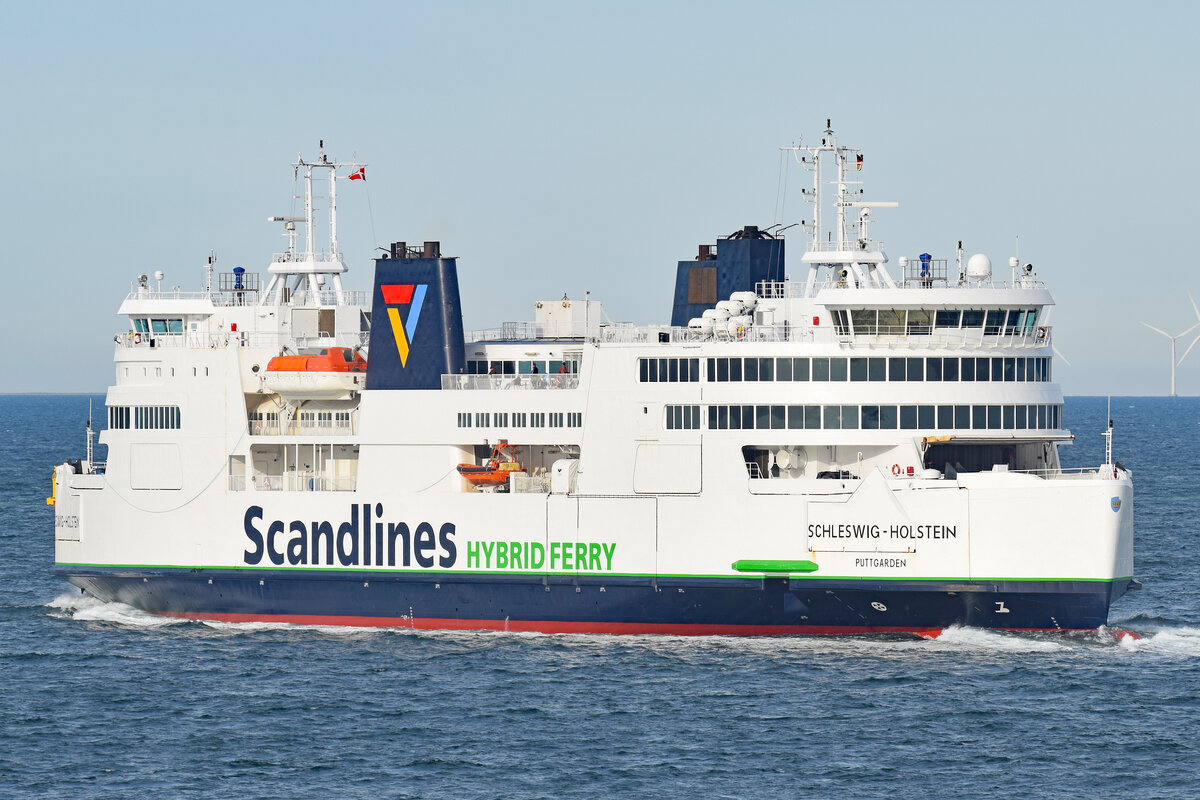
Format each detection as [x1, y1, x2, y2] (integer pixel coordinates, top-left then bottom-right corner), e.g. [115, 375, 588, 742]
[116, 330, 373, 351]
[441, 374, 581, 390]
[272, 250, 342, 264]
[803, 239, 887, 253]
[123, 288, 371, 308]
[250, 415, 358, 436]
[251, 474, 357, 492]
[294, 332, 370, 350]
[847, 326, 1052, 349]
[124, 290, 213, 302]
[755, 278, 1048, 300]
[588, 323, 1050, 349]
[466, 322, 546, 342]
[510, 473, 551, 494]
[1012, 466, 1128, 481]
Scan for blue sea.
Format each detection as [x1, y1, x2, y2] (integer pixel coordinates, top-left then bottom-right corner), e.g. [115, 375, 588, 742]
[2, 395, 1198, 799]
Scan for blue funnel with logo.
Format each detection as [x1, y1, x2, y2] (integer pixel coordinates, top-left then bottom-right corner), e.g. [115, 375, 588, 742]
[366, 244, 465, 390]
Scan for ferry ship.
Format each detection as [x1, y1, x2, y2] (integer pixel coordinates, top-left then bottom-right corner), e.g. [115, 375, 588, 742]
[50, 126, 1136, 635]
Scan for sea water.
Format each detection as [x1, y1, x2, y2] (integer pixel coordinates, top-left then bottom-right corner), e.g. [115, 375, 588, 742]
[1, 395, 1198, 799]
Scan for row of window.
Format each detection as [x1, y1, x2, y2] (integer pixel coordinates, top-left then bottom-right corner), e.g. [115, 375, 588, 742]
[132, 318, 185, 335]
[695, 403, 1061, 431]
[456, 411, 582, 429]
[639, 358, 702, 383]
[829, 308, 1040, 337]
[705, 356, 1051, 383]
[466, 360, 579, 375]
[665, 405, 703, 430]
[108, 405, 182, 430]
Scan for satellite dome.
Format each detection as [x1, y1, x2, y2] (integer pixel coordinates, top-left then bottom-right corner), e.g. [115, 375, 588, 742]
[966, 253, 992, 280]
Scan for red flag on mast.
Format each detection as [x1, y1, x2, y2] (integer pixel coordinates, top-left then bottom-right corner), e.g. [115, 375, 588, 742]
[348, 167, 365, 181]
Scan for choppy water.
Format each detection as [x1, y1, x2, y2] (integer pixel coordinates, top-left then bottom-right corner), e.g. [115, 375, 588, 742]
[2, 395, 1198, 798]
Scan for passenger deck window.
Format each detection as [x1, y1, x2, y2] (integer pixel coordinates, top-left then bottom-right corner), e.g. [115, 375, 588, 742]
[851, 358, 868, 382]
[869, 357, 886, 381]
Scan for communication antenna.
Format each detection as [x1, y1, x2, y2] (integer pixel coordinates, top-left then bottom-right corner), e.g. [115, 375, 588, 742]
[1102, 396, 1114, 468]
[206, 251, 216, 296]
[1140, 292, 1200, 396]
[85, 398, 95, 473]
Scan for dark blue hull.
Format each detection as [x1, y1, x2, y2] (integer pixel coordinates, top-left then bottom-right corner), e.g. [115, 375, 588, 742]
[54, 566, 1133, 634]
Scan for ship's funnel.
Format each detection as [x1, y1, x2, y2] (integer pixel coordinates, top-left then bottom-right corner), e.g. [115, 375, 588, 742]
[366, 250, 465, 390]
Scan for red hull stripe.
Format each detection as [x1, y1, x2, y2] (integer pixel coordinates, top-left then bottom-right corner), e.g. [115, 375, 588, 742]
[161, 610, 958, 636]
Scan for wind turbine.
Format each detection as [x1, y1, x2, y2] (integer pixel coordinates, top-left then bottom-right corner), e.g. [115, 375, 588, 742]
[1141, 293, 1200, 396]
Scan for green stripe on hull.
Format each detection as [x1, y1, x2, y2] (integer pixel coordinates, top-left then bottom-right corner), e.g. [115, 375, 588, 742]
[54, 562, 1131, 584]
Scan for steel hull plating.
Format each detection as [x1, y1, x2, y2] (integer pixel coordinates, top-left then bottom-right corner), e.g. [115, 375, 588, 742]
[59, 568, 1131, 635]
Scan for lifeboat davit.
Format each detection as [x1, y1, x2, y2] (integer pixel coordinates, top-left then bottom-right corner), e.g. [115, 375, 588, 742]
[457, 442, 523, 489]
[262, 348, 367, 400]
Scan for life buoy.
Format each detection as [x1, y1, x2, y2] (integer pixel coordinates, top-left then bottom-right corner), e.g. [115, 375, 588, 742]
[891, 463, 901, 476]
[1036, 327, 1046, 342]
[133, 333, 142, 344]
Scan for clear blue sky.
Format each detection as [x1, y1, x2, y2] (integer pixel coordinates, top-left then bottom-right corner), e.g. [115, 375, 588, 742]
[3, 1, 1198, 394]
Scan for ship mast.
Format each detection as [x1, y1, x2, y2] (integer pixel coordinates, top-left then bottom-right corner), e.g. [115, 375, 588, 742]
[782, 120, 898, 295]
[259, 141, 365, 309]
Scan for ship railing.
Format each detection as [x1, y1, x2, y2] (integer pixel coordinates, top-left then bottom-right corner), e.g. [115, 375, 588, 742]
[465, 322, 545, 341]
[655, 324, 1052, 349]
[754, 278, 1048, 299]
[249, 417, 358, 436]
[250, 474, 357, 491]
[1011, 466, 1126, 481]
[510, 473, 551, 494]
[802, 239, 888, 254]
[228, 475, 246, 491]
[123, 290, 216, 302]
[121, 287, 370, 307]
[115, 330, 373, 351]
[845, 326, 1052, 349]
[249, 419, 281, 436]
[272, 250, 343, 264]
[277, 289, 372, 307]
[293, 332, 371, 350]
[441, 374, 581, 391]
[289, 419, 357, 436]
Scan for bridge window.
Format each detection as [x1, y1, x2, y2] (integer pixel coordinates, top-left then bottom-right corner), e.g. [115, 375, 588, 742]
[935, 309, 961, 328]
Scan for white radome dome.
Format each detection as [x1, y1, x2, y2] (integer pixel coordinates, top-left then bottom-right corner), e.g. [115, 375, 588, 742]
[966, 253, 992, 279]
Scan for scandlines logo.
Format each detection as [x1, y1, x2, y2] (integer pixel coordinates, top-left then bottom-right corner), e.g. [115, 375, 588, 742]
[381, 284, 427, 367]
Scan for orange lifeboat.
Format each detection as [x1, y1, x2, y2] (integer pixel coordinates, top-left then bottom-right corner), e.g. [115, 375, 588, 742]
[263, 348, 367, 399]
[457, 442, 523, 489]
